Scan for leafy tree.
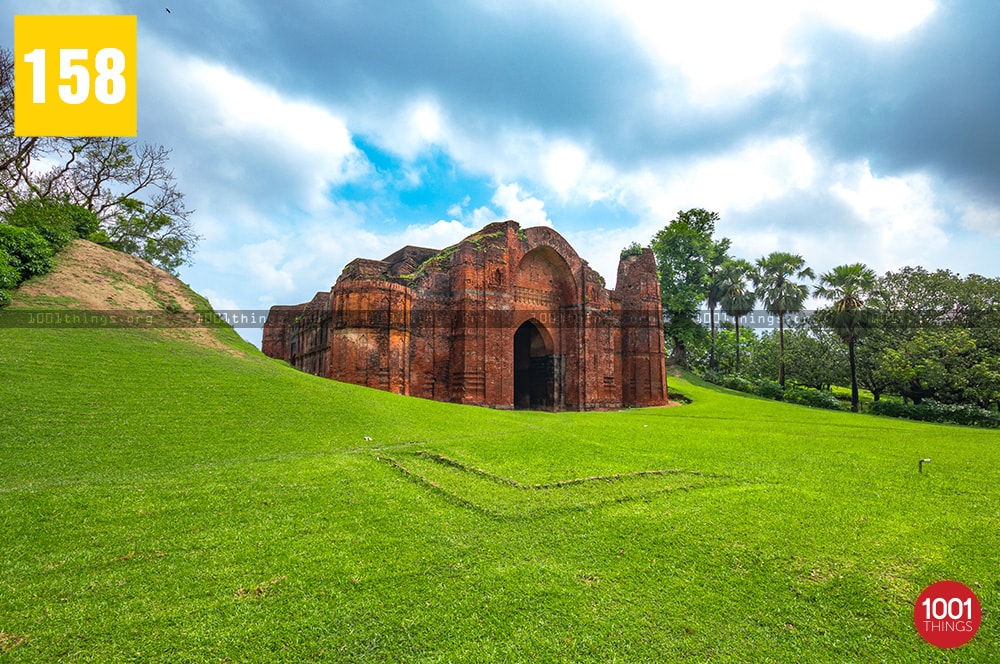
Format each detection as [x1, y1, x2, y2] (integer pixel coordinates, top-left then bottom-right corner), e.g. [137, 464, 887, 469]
[814, 263, 878, 412]
[711, 325, 759, 375]
[954, 273, 1000, 365]
[91, 197, 193, 273]
[744, 324, 848, 390]
[0, 49, 42, 197]
[854, 331, 893, 402]
[715, 258, 756, 373]
[704, 237, 732, 370]
[868, 267, 1000, 407]
[754, 252, 815, 388]
[651, 208, 728, 366]
[882, 328, 978, 404]
[0, 48, 198, 273]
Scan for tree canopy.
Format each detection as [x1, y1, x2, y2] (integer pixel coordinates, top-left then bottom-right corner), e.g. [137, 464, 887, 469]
[0, 48, 198, 273]
[651, 208, 729, 365]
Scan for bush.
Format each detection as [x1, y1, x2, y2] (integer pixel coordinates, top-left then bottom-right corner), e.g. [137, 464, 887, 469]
[703, 370, 754, 394]
[702, 369, 726, 387]
[0, 224, 53, 281]
[723, 375, 755, 393]
[753, 379, 784, 401]
[784, 385, 843, 410]
[620, 242, 644, 258]
[5, 199, 99, 250]
[0, 250, 18, 290]
[0, 250, 18, 308]
[704, 371, 843, 410]
[0, 199, 92, 308]
[869, 400, 1000, 428]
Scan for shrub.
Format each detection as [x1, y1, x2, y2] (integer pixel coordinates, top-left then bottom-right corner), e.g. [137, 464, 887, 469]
[0, 250, 18, 290]
[0, 249, 20, 308]
[704, 371, 843, 410]
[724, 375, 755, 393]
[869, 400, 1000, 428]
[784, 385, 843, 410]
[5, 199, 100, 249]
[0, 224, 53, 281]
[620, 242, 644, 258]
[705, 371, 779, 399]
[704, 370, 752, 393]
[754, 379, 784, 401]
[0, 200, 92, 308]
[702, 369, 725, 385]
[66, 204, 101, 238]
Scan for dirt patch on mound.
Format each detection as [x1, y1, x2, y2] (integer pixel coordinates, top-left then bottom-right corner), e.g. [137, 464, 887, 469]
[12, 240, 245, 355]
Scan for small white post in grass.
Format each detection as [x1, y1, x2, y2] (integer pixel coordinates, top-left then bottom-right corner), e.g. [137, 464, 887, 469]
[919, 458, 932, 473]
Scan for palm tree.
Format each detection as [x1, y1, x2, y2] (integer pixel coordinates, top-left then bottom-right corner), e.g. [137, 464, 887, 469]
[814, 263, 878, 412]
[717, 259, 756, 373]
[754, 252, 815, 388]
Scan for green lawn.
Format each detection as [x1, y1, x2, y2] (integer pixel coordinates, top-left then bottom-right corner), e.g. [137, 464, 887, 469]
[1, 325, 997, 662]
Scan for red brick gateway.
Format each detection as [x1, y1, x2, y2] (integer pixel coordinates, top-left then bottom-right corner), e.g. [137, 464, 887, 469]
[263, 220, 668, 410]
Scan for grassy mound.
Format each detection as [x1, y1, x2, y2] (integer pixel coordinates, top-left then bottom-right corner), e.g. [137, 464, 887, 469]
[8, 239, 248, 355]
[0, 261, 997, 660]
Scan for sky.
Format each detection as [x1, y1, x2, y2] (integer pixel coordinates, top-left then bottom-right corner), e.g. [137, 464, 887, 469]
[4, 0, 1000, 346]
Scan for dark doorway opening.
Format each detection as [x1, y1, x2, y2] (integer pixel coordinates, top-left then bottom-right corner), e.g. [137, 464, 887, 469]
[513, 320, 561, 409]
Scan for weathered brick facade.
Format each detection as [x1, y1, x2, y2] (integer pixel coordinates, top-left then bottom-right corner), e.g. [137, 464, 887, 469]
[263, 220, 668, 410]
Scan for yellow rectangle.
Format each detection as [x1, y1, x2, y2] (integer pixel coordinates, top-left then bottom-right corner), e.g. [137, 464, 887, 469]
[15, 15, 137, 137]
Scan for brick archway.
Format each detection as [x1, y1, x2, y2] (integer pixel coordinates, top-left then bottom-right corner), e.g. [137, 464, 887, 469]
[513, 246, 576, 409]
[513, 319, 560, 409]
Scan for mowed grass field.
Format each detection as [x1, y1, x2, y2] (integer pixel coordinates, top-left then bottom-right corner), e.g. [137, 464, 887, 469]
[1, 324, 998, 661]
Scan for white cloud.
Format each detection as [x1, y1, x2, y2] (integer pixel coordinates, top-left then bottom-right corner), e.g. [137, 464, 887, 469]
[618, 136, 818, 220]
[613, 0, 937, 101]
[678, 137, 815, 210]
[146, 39, 368, 218]
[543, 141, 587, 199]
[236, 240, 296, 292]
[198, 288, 241, 312]
[124, 2, 977, 353]
[830, 160, 948, 265]
[958, 202, 1000, 236]
[615, 0, 800, 99]
[399, 219, 478, 248]
[352, 96, 449, 162]
[814, 0, 937, 40]
[491, 183, 553, 227]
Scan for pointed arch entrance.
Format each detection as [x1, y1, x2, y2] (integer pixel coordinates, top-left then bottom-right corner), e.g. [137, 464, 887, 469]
[513, 319, 562, 409]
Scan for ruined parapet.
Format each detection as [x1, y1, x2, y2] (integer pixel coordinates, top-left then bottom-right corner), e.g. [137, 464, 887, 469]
[615, 248, 668, 406]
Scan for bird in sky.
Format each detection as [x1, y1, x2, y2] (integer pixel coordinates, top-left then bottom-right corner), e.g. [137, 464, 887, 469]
[165, 7, 171, 13]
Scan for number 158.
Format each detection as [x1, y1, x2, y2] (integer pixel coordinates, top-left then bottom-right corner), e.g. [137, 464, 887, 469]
[22, 47, 127, 105]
